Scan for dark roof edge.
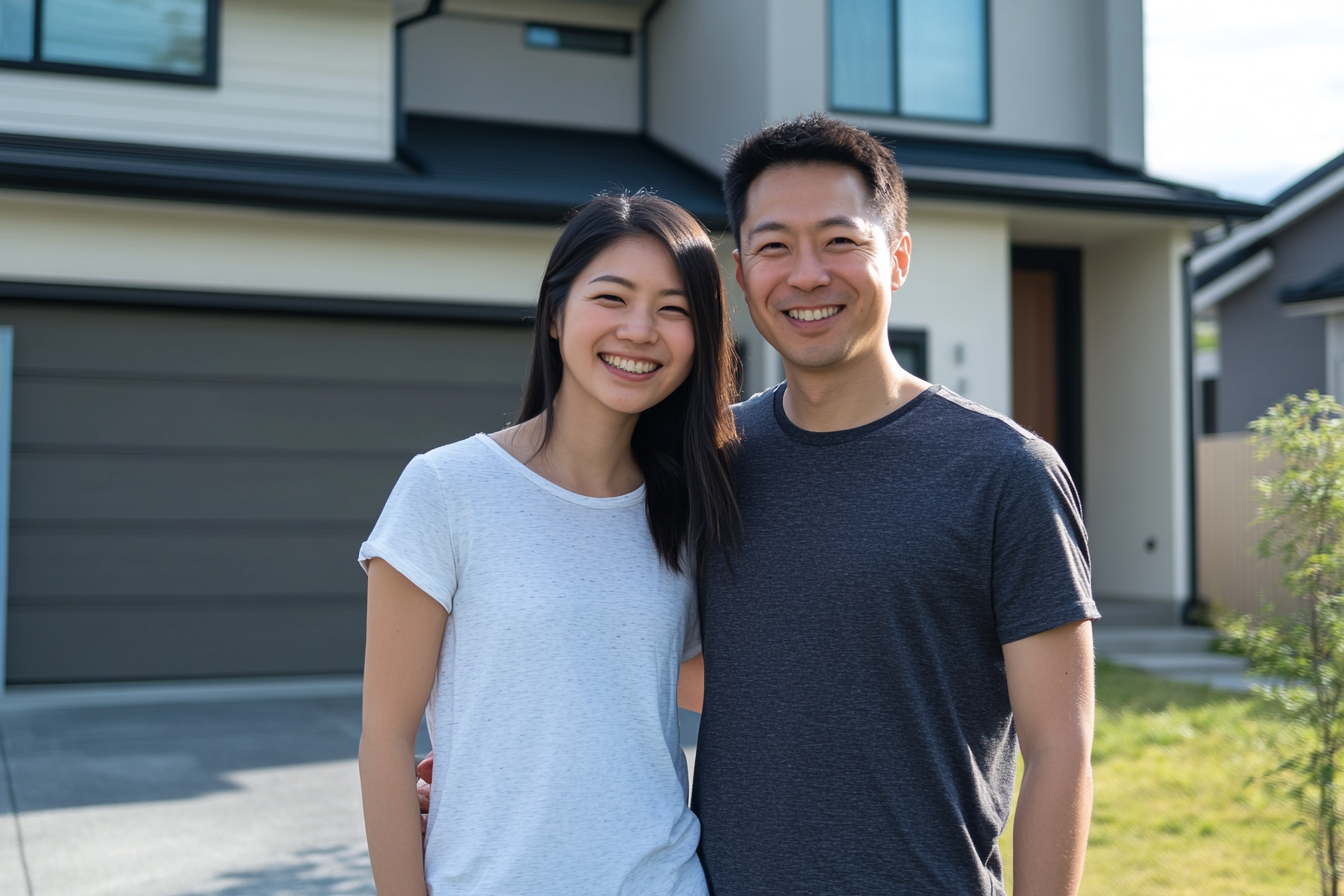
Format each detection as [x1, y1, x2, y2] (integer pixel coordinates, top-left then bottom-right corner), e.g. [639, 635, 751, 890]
[1271, 148, 1344, 206]
[904, 179, 1266, 219]
[0, 162, 596, 228]
[0, 280, 536, 324]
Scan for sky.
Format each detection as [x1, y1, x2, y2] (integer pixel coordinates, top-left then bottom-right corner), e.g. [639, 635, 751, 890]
[1145, 0, 1344, 202]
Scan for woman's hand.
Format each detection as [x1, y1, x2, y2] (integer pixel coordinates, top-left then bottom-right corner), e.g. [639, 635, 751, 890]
[360, 558, 448, 896]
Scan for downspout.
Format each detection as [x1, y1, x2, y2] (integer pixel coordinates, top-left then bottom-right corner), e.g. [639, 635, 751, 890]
[1181, 252, 1201, 625]
[395, 0, 443, 169]
[639, 0, 668, 134]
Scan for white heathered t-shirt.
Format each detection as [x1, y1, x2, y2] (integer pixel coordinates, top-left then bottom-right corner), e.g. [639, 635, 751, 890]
[358, 433, 706, 896]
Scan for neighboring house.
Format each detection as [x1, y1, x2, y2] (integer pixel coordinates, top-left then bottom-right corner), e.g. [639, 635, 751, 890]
[1190, 149, 1344, 434]
[0, 0, 1263, 685]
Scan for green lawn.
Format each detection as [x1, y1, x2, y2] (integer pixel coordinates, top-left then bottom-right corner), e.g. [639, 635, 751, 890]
[1000, 661, 1315, 895]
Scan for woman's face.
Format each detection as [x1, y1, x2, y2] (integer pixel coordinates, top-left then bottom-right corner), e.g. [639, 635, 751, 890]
[552, 235, 696, 420]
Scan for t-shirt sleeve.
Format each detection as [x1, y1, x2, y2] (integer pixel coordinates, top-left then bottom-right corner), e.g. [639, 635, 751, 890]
[358, 454, 458, 613]
[991, 439, 1098, 645]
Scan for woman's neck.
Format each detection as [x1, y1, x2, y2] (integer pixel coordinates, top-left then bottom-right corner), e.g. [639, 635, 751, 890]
[494, 389, 643, 498]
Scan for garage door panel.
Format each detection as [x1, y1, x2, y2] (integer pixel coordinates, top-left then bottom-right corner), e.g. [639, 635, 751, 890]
[9, 529, 368, 598]
[3, 302, 533, 384]
[3, 301, 531, 682]
[6, 602, 366, 683]
[11, 454, 408, 522]
[14, 378, 522, 450]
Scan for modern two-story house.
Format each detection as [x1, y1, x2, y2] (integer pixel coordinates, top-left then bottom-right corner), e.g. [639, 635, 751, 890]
[0, 0, 1264, 685]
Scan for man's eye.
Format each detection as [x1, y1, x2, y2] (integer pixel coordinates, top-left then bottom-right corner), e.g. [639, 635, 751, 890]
[831, 236, 857, 246]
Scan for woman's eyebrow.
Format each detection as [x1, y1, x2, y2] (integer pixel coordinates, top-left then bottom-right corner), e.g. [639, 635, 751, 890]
[590, 274, 636, 289]
[590, 274, 685, 297]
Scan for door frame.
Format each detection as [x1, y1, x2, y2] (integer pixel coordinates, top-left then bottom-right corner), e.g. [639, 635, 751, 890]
[1011, 247, 1083, 497]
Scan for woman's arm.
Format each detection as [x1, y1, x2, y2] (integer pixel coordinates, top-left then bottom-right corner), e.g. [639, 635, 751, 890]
[360, 558, 448, 896]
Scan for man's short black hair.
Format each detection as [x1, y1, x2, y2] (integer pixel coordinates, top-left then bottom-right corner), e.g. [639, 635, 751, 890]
[723, 113, 908, 247]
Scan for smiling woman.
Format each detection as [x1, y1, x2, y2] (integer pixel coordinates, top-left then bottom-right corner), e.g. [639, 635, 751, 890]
[357, 193, 738, 896]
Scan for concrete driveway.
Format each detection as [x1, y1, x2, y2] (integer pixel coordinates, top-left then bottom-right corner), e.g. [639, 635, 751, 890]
[0, 677, 397, 896]
[0, 678, 700, 896]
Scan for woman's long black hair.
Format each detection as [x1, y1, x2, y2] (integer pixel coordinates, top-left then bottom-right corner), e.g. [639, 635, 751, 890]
[517, 193, 739, 573]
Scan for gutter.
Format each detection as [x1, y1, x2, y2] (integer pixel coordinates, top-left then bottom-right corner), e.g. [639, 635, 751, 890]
[639, 0, 668, 134]
[1191, 163, 1344, 275]
[1191, 247, 1275, 313]
[395, 0, 444, 169]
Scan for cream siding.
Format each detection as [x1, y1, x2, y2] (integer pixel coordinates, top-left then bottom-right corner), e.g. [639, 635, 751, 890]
[0, 0, 394, 161]
[0, 190, 556, 306]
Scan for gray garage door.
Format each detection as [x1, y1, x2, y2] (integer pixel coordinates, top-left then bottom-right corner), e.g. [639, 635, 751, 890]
[3, 300, 531, 683]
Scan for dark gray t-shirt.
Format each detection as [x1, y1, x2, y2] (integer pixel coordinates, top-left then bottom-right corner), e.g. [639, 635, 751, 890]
[691, 384, 1097, 896]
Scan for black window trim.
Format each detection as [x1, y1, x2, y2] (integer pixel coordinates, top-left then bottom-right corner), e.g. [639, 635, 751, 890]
[888, 326, 928, 380]
[827, 0, 992, 127]
[0, 0, 221, 87]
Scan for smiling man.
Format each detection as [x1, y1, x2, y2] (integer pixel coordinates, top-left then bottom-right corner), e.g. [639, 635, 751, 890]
[688, 115, 1098, 896]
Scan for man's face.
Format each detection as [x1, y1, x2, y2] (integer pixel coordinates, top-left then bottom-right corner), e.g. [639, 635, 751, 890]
[734, 163, 910, 372]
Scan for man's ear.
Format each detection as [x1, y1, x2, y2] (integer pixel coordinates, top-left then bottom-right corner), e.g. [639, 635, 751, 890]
[733, 248, 746, 294]
[890, 231, 912, 292]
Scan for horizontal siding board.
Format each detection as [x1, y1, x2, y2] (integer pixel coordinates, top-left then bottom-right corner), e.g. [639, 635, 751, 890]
[11, 454, 405, 521]
[13, 378, 521, 449]
[0, 0, 393, 160]
[3, 303, 532, 383]
[10, 529, 367, 598]
[6, 603, 366, 681]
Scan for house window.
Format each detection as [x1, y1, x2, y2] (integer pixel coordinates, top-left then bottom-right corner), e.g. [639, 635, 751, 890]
[524, 23, 632, 56]
[0, 0, 218, 84]
[889, 328, 928, 379]
[830, 0, 988, 123]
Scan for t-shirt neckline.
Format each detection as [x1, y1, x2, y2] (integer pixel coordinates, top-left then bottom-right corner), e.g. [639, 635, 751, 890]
[473, 433, 646, 508]
[771, 382, 940, 446]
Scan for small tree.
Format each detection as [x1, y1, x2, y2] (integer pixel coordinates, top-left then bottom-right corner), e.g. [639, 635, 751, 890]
[1221, 391, 1344, 896]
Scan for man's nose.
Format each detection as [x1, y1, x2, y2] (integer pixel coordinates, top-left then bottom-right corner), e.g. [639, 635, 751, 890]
[787, 245, 831, 291]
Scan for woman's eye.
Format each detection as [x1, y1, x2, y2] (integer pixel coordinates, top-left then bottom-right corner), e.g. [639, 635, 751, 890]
[595, 294, 624, 303]
[662, 305, 690, 316]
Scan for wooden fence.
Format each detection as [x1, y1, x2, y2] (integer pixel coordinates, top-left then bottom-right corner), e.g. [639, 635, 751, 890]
[1196, 434, 1294, 618]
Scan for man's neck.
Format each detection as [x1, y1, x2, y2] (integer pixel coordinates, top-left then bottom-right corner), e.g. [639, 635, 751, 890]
[780, 349, 928, 433]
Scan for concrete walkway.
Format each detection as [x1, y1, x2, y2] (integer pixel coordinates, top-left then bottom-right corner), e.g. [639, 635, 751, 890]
[1093, 626, 1252, 691]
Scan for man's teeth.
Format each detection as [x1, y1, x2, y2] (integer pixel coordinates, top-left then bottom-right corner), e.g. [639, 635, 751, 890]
[602, 354, 660, 374]
[787, 306, 840, 322]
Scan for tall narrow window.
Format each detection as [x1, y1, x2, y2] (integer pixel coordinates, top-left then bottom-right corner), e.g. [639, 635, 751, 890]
[830, 0, 988, 124]
[0, 0, 217, 84]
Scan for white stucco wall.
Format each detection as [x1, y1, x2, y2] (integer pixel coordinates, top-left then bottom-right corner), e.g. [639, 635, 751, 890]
[647, 0, 770, 175]
[891, 205, 1012, 413]
[0, 190, 558, 306]
[1083, 227, 1191, 603]
[0, 0, 395, 161]
[403, 14, 641, 133]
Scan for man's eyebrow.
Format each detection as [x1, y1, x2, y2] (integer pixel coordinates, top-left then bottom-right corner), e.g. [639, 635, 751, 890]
[746, 220, 790, 238]
[589, 274, 685, 297]
[748, 216, 868, 238]
[818, 216, 865, 230]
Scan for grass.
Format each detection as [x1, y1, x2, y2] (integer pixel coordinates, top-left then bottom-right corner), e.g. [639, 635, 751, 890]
[999, 661, 1315, 895]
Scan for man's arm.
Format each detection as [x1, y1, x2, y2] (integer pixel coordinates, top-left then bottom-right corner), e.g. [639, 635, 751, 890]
[678, 654, 704, 714]
[1004, 619, 1095, 896]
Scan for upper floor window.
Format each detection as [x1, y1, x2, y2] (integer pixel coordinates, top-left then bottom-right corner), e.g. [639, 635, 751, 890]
[830, 0, 988, 124]
[0, 0, 218, 85]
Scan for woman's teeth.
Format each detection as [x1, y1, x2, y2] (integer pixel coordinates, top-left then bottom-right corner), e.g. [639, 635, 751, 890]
[601, 354, 660, 374]
[787, 306, 840, 321]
